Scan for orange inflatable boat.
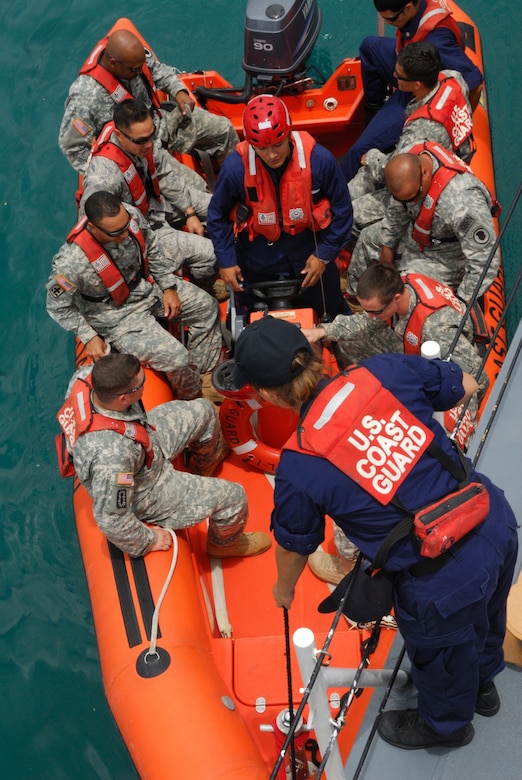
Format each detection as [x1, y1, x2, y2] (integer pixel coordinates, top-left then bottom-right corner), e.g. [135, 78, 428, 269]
[68, 4, 507, 778]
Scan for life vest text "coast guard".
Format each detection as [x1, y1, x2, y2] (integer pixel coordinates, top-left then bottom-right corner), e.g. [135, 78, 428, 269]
[348, 409, 428, 498]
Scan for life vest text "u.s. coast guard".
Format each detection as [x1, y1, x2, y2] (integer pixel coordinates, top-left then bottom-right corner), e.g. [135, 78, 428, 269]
[348, 409, 428, 497]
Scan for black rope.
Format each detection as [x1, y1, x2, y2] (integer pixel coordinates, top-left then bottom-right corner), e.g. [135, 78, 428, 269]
[283, 607, 298, 780]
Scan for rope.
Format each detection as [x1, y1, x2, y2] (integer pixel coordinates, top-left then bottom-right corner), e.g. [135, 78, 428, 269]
[283, 607, 299, 780]
[145, 528, 178, 660]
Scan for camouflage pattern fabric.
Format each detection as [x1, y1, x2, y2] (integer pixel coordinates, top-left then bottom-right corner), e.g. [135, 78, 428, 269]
[46, 206, 222, 398]
[347, 163, 499, 301]
[81, 136, 217, 286]
[58, 49, 238, 174]
[65, 366, 247, 556]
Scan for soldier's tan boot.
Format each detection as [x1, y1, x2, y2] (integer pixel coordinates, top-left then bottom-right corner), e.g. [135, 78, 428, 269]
[308, 550, 356, 585]
[207, 532, 272, 559]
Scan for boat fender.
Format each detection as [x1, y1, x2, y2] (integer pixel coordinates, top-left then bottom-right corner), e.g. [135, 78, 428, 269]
[219, 397, 281, 473]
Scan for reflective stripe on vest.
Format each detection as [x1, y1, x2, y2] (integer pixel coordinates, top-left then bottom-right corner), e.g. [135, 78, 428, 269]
[405, 74, 473, 151]
[402, 273, 465, 353]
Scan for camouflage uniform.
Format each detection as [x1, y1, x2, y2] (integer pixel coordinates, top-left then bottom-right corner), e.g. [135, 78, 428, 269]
[58, 48, 238, 178]
[349, 70, 473, 235]
[65, 365, 247, 556]
[323, 278, 487, 406]
[46, 206, 222, 399]
[81, 134, 217, 288]
[347, 155, 499, 300]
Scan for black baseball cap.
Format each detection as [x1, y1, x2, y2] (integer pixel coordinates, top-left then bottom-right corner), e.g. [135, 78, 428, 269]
[233, 316, 313, 389]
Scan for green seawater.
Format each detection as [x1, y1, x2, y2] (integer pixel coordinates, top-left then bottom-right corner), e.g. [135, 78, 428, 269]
[0, 1, 520, 776]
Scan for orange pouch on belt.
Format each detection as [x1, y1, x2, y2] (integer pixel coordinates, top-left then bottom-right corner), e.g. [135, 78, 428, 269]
[413, 482, 490, 558]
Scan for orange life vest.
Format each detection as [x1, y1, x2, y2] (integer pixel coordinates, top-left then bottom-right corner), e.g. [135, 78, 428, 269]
[233, 131, 332, 243]
[408, 141, 472, 249]
[66, 216, 152, 306]
[404, 74, 473, 151]
[396, 0, 462, 52]
[401, 273, 465, 353]
[56, 374, 154, 477]
[85, 122, 161, 214]
[284, 368, 434, 504]
[79, 37, 161, 110]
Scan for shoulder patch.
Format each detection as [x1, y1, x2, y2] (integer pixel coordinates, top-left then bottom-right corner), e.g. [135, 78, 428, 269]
[50, 274, 76, 296]
[72, 117, 91, 137]
[457, 214, 475, 234]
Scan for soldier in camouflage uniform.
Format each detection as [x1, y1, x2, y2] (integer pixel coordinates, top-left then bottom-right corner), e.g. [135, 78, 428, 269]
[347, 144, 499, 299]
[349, 42, 474, 237]
[58, 28, 238, 184]
[58, 353, 271, 558]
[46, 192, 222, 400]
[80, 99, 218, 292]
[303, 263, 486, 585]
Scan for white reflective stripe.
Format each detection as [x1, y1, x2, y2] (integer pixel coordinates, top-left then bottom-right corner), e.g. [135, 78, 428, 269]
[413, 276, 435, 299]
[76, 391, 88, 422]
[430, 143, 456, 165]
[246, 398, 262, 410]
[98, 123, 114, 144]
[134, 190, 146, 206]
[87, 43, 104, 66]
[434, 85, 453, 111]
[312, 382, 356, 430]
[107, 278, 126, 292]
[232, 439, 258, 455]
[248, 144, 257, 175]
[292, 131, 307, 169]
[418, 8, 447, 29]
[415, 225, 432, 237]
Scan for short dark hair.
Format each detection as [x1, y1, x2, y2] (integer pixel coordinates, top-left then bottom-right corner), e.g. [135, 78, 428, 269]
[84, 191, 121, 224]
[113, 98, 152, 131]
[374, 0, 417, 13]
[357, 264, 405, 303]
[397, 41, 441, 88]
[91, 353, 141, 400]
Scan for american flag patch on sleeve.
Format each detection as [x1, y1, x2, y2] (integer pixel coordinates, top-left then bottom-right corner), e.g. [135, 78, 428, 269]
[117, 472, 134, 486]
[72, 117, 91, 137]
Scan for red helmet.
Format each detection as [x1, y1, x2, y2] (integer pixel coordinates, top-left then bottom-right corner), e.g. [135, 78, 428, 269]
[242, 94, 291, 147]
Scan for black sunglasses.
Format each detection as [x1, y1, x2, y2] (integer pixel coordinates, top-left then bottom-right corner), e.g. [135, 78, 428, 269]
[110, 374, 146, 397]
[93, 217, 131, 237]
[119, 127, 156, 146]
[382, 5, 407, 23]
[394, 69, 418, 82]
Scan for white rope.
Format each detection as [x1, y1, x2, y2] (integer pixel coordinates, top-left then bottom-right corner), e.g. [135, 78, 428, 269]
[145, 528, 178, 659]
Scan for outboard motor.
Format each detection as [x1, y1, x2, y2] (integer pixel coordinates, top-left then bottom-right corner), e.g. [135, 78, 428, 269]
[243, 0, 322, 82]
[195, 0, 322, 104]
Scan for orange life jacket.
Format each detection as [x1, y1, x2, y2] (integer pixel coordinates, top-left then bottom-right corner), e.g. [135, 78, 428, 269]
[401, 273, 465, 353]
[408, 141, 472, 249]
[56, 374, 154, 477]
[396, 0, 462, 52]
[232, 131, 332, 243]
[284, 368, 434, 504]
[404, 74, 473, 151]
[79, 37, 161, 110]
[66, 216, 152, 305]
[85, 122, 161, 214]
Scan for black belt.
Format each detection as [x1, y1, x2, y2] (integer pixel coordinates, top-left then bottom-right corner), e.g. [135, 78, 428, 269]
[430, 236, 459, 245]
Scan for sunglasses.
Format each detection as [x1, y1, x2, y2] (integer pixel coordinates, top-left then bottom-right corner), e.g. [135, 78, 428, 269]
[361, 302, 391, 315]
[382, 6, 406, 23]
[110, 374, 146, 396]
[393, 69, 418, 82]
[92, 217, 131, 238]
[119, 127, 156, 146]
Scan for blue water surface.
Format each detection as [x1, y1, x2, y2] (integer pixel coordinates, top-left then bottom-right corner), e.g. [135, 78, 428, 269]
[0, 1, 520, 777]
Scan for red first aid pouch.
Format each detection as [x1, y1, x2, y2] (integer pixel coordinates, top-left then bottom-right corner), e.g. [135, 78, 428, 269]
[413, 481, 490, 558]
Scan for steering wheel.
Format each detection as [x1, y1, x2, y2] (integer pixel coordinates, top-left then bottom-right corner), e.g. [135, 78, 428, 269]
[244, 278, 305, 302]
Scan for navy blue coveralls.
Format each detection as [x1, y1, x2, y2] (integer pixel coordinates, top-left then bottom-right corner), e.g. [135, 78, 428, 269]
[341, 0, 483, 182]
[272, 354, 518, 734]
[207, 139, 353, 321]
